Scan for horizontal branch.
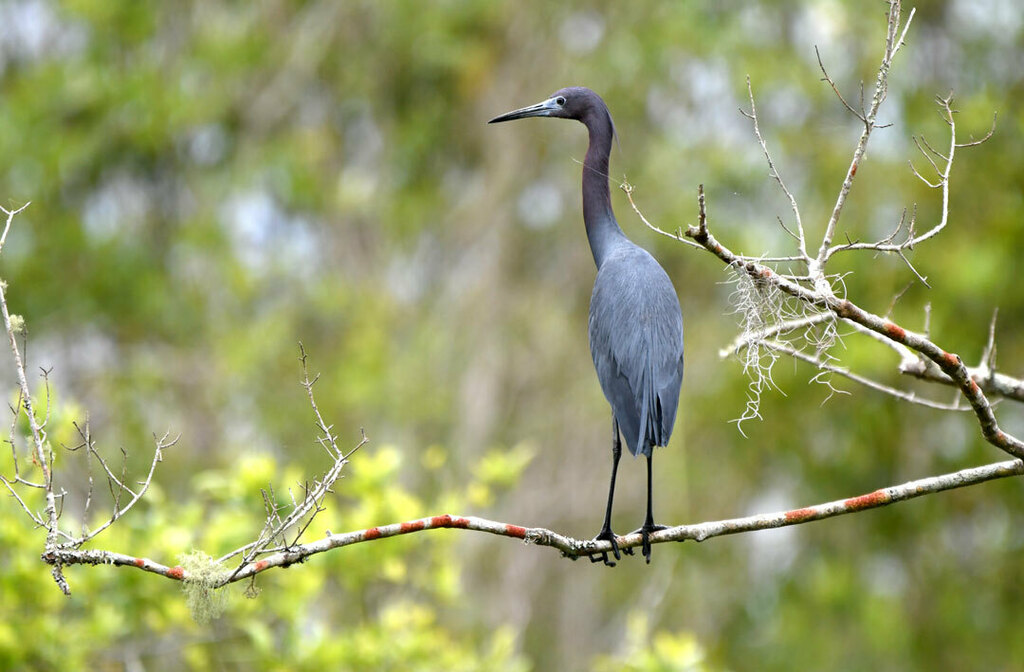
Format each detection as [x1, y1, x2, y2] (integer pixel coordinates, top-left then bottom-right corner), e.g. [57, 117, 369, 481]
[40, 457, 1024, 582]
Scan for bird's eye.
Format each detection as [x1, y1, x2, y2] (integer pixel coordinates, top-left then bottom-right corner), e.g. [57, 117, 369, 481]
[556, 96, 566, 106]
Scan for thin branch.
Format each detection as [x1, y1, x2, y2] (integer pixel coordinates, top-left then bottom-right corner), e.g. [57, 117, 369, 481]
[981, 307, 998, 373]
[741, 77, 809, 260]
[718, 312, 836, 358]
[619, 182, 703, 250]
[956, 112, 997, 147]
[914, 135, 943, 173]
[900, 361, 1024, 404]
[815, 46, 867, 123]
[885, 281, 914, 318]
[74, 432, 177, 546]
[765, 339, 969, 412]
[622, 183, 804, 264]
[0, 202, 31, 255]
[0, 473, 48, 527]
[844, 318, 916, 361]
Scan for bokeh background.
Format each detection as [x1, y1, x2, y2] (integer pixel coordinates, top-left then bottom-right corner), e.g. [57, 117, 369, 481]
[2, 0, 1023, 669]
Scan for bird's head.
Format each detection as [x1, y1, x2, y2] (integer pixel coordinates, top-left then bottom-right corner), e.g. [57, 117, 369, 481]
[488, 86, 607, 125]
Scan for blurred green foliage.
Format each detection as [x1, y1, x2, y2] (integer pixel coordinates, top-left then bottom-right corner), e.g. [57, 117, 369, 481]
[0, 437, 532, 670]
[1, 0, 1023, 670]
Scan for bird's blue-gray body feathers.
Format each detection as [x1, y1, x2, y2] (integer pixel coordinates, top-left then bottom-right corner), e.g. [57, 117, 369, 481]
[589, 243, 684, 457]
[488, 86, 685, 457]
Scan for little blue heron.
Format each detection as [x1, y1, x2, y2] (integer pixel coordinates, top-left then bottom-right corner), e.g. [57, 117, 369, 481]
[489, 87, 684, 565]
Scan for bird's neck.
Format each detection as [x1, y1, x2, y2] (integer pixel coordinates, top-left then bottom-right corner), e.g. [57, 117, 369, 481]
[582, 115, 627, 268]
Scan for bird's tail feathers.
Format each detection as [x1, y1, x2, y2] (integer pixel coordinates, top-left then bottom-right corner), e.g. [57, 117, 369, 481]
[636, 353, 663, 457]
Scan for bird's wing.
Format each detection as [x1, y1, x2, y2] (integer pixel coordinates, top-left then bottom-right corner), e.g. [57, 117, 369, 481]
[589, 248, 684, 456]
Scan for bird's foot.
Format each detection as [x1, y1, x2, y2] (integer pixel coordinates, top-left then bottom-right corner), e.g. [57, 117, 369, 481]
[588, 528, 624, 567]
[631, 523, 669, 565]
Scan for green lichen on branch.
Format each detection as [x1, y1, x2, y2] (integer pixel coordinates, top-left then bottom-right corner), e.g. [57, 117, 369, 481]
[179, 550, 228, 625]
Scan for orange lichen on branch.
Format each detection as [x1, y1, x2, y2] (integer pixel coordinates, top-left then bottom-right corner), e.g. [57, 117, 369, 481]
[784, 507, 817, 523]
[431, 514, 470, 528]
[844, 490, 889, 511]
[882, 321, 906, 341]
[504, 524, 527, 539]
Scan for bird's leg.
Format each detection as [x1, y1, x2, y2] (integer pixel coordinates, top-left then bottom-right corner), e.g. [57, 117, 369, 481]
[634, 453, 668, 564]
[589, 417, 624, 566]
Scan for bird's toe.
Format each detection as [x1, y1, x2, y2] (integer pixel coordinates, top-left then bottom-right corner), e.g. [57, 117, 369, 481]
[588, 528, 623, 566]
[631, 523, 668, 565]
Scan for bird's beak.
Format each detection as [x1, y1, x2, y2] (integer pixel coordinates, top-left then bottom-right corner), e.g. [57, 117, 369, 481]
[488, 97, 561, 124]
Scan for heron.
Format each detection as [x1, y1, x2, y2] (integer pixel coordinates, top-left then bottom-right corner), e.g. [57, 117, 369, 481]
[489, 87, 684, 565]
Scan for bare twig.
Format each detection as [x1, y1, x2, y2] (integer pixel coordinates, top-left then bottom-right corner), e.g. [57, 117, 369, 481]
[765, 339, 969, 412]
[816, 46, 868, 123]
[619, 182, 703, 251]
[218, 346, 368, 578]
[622, 183, 805, 264]
[0, 202, 31, 255]
[741, 77, 809, 260]
[0, 206, 63, 562]
[956, 112, 997, 148]
[829, 95, 979, 267]
[75, 432, 178, 546]
[815, 1, 916, 267]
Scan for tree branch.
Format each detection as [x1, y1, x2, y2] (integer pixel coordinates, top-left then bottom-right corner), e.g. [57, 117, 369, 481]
[0, 203, 66, 588]
[815, 1, 915, 267]
[40, 457, 1024, 580]
[1, 203, 173, 593]
[682, 211, 1024, 459]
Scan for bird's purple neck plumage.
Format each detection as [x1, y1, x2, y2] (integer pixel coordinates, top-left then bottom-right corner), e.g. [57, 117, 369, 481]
[580, 107, 627, 269]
